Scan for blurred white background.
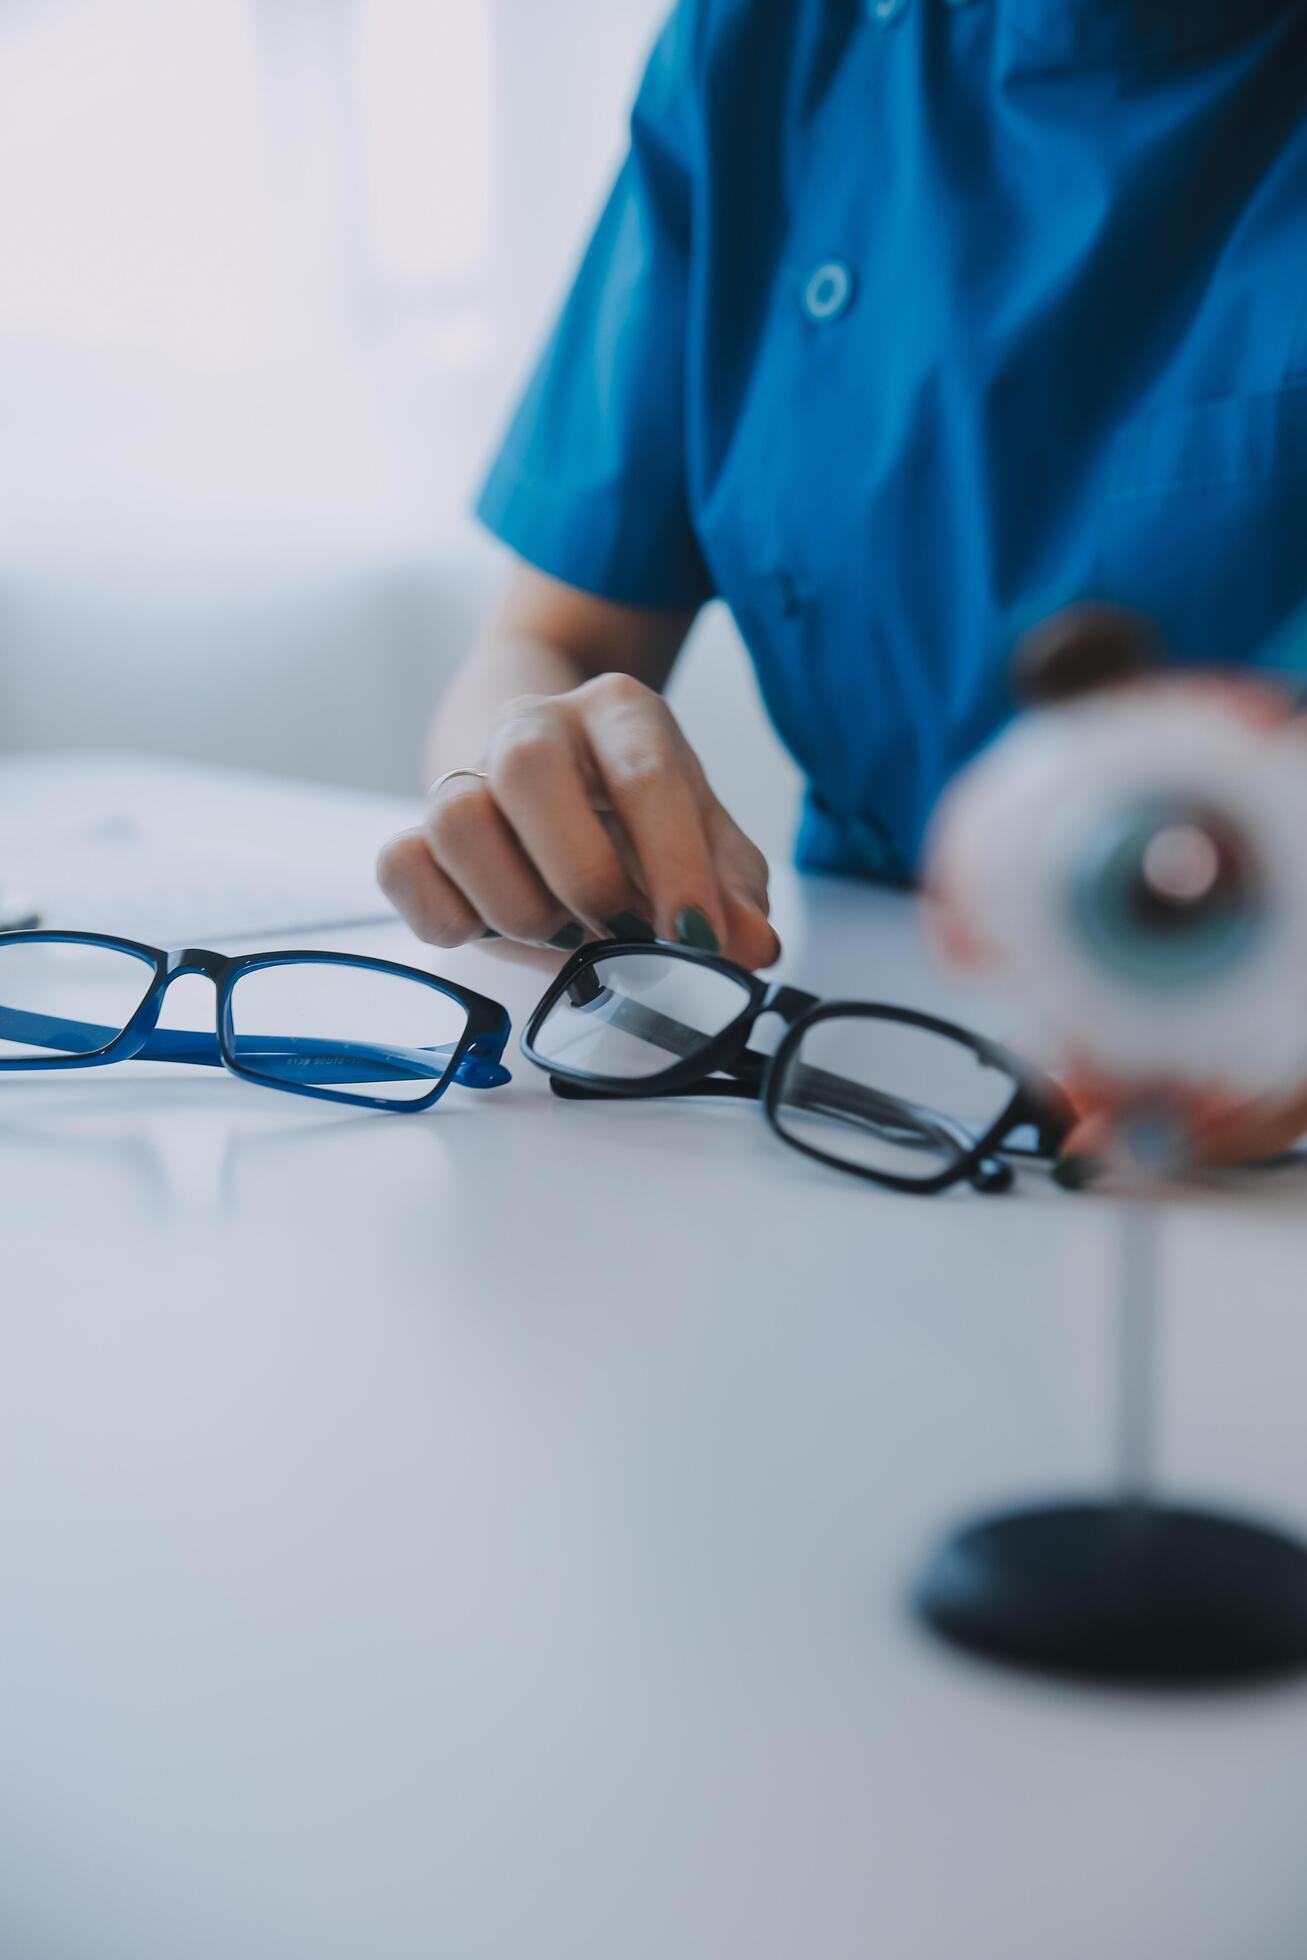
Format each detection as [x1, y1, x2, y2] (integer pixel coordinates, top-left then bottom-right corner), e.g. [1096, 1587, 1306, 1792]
[0, 0, 798, 857]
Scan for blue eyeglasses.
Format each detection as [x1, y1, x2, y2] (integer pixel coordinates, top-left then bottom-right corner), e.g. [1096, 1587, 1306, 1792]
[0, 931, 512, 1113]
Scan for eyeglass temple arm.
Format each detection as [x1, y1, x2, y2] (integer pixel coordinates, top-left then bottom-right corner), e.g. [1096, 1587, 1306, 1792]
[550, 1064, 1004, 1192]
[550, 1066, 951, 1137]
[552, 981, 768, 1091]
[778, 1063, 985, 1155]
[552, 987, 1024, 1176]
[551, 988, 959, 1137]
[560, 985, 918, 1113]
[551, 1070, 762, 1104]
[564, 985, 1068, 1154]
[0, 1004, 505, 1088]
[766, 1057, 1067, 1175]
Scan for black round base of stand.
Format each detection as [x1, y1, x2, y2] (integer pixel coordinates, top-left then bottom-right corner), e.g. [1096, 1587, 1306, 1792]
[914, 1500, 1307, 1686]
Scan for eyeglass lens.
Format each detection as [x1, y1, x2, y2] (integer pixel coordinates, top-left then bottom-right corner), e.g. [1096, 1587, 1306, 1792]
[532, 950, 752, 1080]
[225, 960, 470, 1103]
[772, 1013, 1016, 1182]
[0, 938, 154, 1060]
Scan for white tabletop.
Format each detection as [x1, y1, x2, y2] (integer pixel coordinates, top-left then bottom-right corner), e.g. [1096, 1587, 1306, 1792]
[2, 753, 1306, 1960]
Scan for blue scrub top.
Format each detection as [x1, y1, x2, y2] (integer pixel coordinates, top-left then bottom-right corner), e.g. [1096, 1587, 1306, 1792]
[477, 0, 1307, 881]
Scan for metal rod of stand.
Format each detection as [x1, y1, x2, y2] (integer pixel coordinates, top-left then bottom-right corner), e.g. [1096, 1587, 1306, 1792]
[1115, 1200, 1157, 1514]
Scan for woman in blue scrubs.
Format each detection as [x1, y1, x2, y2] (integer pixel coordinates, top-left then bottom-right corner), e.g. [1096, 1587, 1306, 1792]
[380, 0, 1306, 980]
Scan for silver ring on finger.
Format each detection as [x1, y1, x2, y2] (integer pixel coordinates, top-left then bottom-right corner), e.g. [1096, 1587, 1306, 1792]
[427, 767, 490, 797]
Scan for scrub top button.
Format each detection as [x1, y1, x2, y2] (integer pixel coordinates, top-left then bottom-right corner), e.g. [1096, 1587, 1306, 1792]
[802, 260, 855, 323]
[868, 0, 910, 22]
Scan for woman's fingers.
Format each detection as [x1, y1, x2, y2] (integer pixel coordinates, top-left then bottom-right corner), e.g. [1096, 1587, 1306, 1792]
[573, 674, 726, 947]
[568, 674, 779, 965]
[1186, 1085, 1307, 1166]
[376, 828, 483, 946]
[1056, 1072, 1307, 1178]
[707, 803, 781, 967]
[720, 889, 782, 969]
[421, 774, 572, 944]
[487, 694, 645, 932]
[377, 677, 780, 969]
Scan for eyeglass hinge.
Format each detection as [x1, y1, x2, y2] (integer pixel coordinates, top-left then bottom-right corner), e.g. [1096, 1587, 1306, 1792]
[762, 983, 820, 1020]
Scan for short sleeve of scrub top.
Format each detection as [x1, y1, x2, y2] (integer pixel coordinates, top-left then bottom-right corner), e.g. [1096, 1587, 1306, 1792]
[475, 6, 712, 612]
[477, 0, 1307, 882]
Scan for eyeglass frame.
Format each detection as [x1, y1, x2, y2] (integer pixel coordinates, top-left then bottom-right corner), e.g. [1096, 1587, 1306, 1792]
[0, 930, 512, 1114]
[522, 936, 1072, 1195]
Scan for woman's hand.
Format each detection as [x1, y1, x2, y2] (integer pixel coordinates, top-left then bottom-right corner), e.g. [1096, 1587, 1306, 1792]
[1057, 1070, 1307, 1178]
[377, 671, 780, 969]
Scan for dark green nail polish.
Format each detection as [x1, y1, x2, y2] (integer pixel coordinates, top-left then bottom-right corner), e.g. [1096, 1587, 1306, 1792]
[1054, 1154, 1104, 1192]
[605, 910, 656, 944]
[675, 906, 719, 953]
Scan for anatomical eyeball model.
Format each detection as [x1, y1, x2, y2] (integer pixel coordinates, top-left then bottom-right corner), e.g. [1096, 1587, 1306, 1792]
[927, 606, 1307, 1101]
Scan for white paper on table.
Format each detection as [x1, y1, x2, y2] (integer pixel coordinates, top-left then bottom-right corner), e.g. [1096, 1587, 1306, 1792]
[1, 827, 391, 946]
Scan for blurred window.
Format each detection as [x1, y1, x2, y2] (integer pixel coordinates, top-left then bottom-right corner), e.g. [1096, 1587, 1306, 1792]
[0, 0, 658, 576]
[356, 0, 493, 290]
[0, 0, 495, 368]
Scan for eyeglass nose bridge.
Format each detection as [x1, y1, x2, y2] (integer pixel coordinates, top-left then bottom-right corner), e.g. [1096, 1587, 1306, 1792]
[165, 948, 228, 982]
[113, 948, 229, 1059]
[727, 985, 822, 1075]
[761, 984, 819, 1023]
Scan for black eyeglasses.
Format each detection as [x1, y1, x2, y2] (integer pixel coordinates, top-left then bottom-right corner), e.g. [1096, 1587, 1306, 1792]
[0, 931, 512, 1113]
[523, 939, 1071, 1195]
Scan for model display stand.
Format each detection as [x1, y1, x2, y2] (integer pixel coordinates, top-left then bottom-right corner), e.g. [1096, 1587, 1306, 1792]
[915, 1204, 1307, 1686]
